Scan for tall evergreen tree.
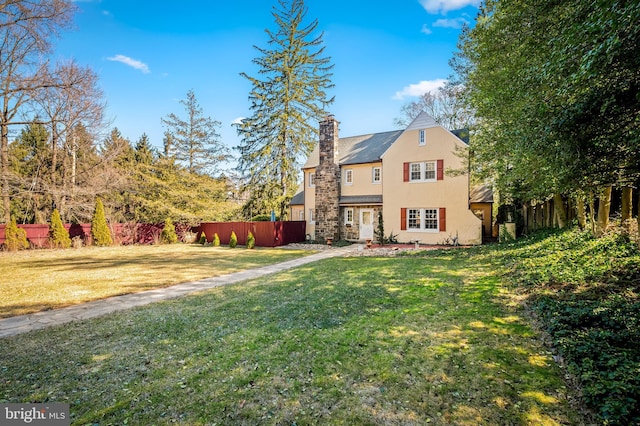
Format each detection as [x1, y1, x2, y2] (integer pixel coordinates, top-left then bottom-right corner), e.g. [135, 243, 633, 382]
[236, 0, 334, 219]
[161, 89, 229, 175]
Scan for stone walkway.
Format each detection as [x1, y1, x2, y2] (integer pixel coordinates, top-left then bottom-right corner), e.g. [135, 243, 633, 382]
[0, 245, 361, 339]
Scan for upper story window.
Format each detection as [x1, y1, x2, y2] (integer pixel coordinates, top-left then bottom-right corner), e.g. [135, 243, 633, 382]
[419, 130, 426, 146]
[344, 169, 353, 185]
[410, 161, 437, 182]
[308, 172, 315, 187]
[372, 166, 382, 184]
[404, 160, 443, 182]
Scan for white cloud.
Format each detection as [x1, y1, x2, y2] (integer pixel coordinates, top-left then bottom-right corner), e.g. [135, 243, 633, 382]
[419, 0, 481, 14]
[420, 24, 433, 35]
[433, 17, 469, 29]
[107, 54, 150, 74]
[393, 79, 447, 100]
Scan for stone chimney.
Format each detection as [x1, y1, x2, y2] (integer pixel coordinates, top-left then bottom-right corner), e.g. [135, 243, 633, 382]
[315, 115, 341, 242]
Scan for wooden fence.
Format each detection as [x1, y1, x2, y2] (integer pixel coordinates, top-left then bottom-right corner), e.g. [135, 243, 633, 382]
[198, 221, 306, 247]
[0, 221, 306, 248]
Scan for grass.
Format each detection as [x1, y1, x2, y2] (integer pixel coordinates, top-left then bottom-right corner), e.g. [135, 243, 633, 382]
[0, 248, 587, 425]
[0, 244, 313, 318]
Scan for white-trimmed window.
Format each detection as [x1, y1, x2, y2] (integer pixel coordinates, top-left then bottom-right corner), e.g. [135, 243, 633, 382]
[372, 166, 382, 184]
[419, 129, 426, 146]
[309, 208, 315, 224]
[409, 161, 437, 182]
[298, 210, 305, 221]
[308, 172, 315, 187]
[408, 208, 439, 231]
[344, 169, 353, 185]
[344, 208, 354, 225]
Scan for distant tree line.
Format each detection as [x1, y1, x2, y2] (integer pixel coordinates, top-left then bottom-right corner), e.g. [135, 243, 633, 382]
[1, 1, 239, 226]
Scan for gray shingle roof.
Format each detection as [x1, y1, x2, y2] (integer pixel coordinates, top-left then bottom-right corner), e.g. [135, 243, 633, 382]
[470, 185, 494, 203]
[303, 130, 403, 168]
[339, 195, 383, 205]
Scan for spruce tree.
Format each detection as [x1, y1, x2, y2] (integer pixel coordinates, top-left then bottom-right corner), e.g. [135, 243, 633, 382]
[236, 0, 334, 219]
[161, 90, 230, 175]
[229, 231, 237, 248]
[213, 233, 220, 247]
[91, 198, 112, 246]
[246, 231, 255, 249]
[49, 209, 71, 248]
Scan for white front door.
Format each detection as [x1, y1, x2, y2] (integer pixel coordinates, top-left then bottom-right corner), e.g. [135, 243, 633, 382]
[359, 209, 374, 240]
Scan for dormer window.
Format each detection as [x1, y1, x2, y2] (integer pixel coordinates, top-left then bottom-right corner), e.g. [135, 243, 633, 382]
[419, 129, 426, 146]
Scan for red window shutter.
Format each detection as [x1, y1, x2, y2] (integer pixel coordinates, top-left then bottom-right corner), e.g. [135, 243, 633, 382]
[403, 162, 410, 182]
[439, 208, 446, 232]
[401, 208, 407, 230]
[437, 159, 444, 180]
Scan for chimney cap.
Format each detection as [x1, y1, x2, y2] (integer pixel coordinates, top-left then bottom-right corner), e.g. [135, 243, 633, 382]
[322, 113, 336, 122]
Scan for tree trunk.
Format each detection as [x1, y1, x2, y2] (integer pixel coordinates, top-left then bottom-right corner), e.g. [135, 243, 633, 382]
[588, 194, 596, 235]
[522, 202, 529, 234]
[621, 186, 633, 232]
[596, 186, 612, 237]
[1, 122, 10, 223]
[553, 193, 567, 228]
[576, 196, 587, 230]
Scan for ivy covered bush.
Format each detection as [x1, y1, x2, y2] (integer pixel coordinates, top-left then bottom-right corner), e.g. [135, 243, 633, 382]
[161, 218, 178, 244]
[3, 217, 28, 251]
[229, 231, 237, 248]
[91, 198, 112, 247]
[49, 209, 71, 249]
[502, 228, 640, 425]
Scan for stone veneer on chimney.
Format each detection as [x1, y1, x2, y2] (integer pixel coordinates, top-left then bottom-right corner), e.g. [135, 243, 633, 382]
[314, 115, 341, 242]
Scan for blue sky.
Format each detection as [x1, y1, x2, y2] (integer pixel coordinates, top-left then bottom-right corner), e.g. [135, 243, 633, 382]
[57, 0, 480, 157]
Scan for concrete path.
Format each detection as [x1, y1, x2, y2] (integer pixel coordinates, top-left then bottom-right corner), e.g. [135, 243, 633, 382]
[0, 245, 361, 339]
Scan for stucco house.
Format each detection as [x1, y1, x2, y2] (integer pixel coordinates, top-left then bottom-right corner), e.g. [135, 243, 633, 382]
[290, 112, 492, 245]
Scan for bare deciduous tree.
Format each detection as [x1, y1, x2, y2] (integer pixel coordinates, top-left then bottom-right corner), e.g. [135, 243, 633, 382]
[0, 0, 76, 222]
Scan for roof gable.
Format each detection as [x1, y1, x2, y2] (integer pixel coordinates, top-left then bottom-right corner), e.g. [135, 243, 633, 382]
[405, 111, 438, 131]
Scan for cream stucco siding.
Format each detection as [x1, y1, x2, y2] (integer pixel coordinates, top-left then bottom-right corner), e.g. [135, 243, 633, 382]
[381, 126, 482, 245]
[341, 162, 383, 196]
[303, 168, 316, 237]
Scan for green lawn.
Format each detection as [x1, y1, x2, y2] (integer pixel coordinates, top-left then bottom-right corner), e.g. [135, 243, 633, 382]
[0, 248, 587, 425]
[0, 244, 312, 318]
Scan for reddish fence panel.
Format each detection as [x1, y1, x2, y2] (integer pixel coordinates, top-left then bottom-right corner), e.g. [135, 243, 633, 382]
[198, 221, 306, 247]
[1, 221, 304, 248]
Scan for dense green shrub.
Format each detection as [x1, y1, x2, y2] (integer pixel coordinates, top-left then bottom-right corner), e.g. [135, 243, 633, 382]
[213, 233, 220, 247]
[91, 198, 112, 246]
[3, 217, 28, 251]
[49, 209, 71, 249]
[229, 231, 237, 248]
[198, 232, 207, 245]
[161, 218, 178, 244]
[247, 231, 255, 249]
